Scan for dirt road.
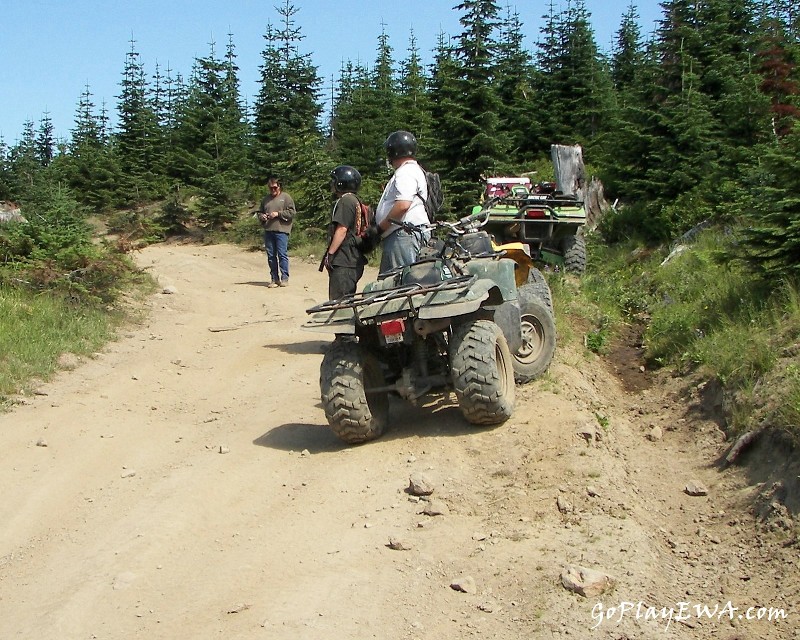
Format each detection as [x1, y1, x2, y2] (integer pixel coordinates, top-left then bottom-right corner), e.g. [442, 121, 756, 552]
[0, 243, 796, 639]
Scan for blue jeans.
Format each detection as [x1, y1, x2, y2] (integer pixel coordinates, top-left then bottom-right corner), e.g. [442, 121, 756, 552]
[263, 231, 289, 283]
[379, 228, 429, 273]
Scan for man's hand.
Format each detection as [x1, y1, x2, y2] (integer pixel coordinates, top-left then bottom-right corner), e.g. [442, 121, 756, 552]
[322, 253, 334, 272]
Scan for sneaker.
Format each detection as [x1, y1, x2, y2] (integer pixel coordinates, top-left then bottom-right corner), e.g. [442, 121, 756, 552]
[278, 280, 289, 287]
[267, 282, 279, 288]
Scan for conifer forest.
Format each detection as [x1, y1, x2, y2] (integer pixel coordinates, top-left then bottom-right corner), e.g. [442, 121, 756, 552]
[1, 0, 799, 278]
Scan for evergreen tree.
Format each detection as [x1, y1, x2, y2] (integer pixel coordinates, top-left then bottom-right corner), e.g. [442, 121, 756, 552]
[62, 85, 121, 211]
[628, 0, 721, 236]
[397, 31, 435, 158]
[696, 0, 770, 154]
[598, 41, 661, 208]
[252, 0, 323, 186]
[534, 0, 565, 148]
[175, 39, 249, 227]
[0, 136, 10, 200]
[162, 67, 189, 185]
[435, 0, 508, 212]
[330, 27, 399, 176]
[427, 31, 465, 213]
[555, 1, 615, 149]
[6, 121, 40, 199]
[612, 4, 644, 92]
[365, 27, 400, 170]
[328, 60, 360, 158]
[115, 39, 163, 203]
[740, 122, 800, 277]
[148, 62, 170, 183]
[494, 6, 542, 165]
[35, 113, 55, 167]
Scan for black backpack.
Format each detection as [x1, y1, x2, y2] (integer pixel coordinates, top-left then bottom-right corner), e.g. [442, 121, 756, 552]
[417, 168, 443, 222]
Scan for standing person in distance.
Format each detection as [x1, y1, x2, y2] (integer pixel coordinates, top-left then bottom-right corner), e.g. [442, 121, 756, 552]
[323, 165, 369, 301]
[256, 176, 295, 287]
[375, 130, 430, 273]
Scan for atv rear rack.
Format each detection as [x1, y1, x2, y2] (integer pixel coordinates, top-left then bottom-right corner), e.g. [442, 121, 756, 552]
[306, 275, 475, 317]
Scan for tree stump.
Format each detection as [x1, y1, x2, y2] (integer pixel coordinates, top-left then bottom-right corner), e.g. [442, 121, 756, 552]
[551, 144, 608, 231]
[551, 144, 586, 199]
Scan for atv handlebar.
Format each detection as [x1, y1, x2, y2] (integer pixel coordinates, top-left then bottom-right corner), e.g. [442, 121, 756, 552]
[390, 208, 490, 236]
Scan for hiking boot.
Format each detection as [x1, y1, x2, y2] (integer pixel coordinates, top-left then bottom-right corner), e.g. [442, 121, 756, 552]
[278, 280, 289, 287]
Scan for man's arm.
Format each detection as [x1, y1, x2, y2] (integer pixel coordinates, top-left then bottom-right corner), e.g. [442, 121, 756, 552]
[378, 199, 411, 232]
[279, 194, 296, 222]
[327, 224, 348, 255]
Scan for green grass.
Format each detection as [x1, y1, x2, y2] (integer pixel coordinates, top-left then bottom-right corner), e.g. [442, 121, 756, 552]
[579, 224, 800, 442]
[0, 287, 132, 405]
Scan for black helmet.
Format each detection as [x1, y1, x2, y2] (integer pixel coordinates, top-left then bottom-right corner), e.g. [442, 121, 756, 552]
[384, 130, 417, 160]
[330, 165, 361, 193]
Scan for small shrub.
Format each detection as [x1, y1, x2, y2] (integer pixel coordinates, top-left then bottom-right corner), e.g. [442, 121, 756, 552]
[585, 315, 611, 354]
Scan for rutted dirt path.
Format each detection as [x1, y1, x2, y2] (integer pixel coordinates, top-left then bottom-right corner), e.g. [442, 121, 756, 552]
[0, 242, 796, 639]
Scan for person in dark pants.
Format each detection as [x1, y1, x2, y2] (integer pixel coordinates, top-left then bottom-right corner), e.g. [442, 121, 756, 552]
[256, 177, 295, 287]
[323, 165, 368, 300]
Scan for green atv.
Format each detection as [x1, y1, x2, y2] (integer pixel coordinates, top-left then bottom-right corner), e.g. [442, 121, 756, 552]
[474, 177, 587, 274]
[304, 209, 555, 444]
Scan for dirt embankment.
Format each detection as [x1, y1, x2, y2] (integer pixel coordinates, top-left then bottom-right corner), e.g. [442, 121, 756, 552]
[0, 242, 796, 639]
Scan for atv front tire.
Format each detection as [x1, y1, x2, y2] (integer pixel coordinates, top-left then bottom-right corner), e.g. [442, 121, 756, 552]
[513, 285, 557, 383]
[320, 339, 389, 444]
[449, 320, 515, 425]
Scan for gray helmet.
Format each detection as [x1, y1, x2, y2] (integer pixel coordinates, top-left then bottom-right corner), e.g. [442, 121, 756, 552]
[330, 165, 361, 193]
[384, 130, 417, 161]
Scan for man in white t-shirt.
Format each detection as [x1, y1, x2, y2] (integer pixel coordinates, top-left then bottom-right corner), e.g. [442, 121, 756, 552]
[375, 130, 431, 273]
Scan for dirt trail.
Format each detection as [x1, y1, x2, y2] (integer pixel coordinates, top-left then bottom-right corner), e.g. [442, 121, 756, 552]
[0, 242, 796, 639]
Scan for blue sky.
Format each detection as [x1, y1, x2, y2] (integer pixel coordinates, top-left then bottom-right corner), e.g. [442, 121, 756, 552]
[0, 1, 663, 144]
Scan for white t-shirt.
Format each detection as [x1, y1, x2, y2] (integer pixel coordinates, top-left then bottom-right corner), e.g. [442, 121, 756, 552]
[375, 160, 429, 235]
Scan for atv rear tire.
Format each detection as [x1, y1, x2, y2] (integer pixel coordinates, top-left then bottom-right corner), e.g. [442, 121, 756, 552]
[562, 232, 587, 274]
[513, 285, 557, 383]
[320, 339, 389, 444]
[449, 320, 515, 425]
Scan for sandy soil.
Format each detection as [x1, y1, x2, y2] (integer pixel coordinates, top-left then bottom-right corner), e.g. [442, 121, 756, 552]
[0, 242, 797, 639]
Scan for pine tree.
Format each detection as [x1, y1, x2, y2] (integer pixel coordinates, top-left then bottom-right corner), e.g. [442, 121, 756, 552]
[554, 1, 615, 149]
[115, 39, 162, 203]
[740, 122, 800, 277]
[494, 6, 542, 165]
[612, 4, 644, 93]
[7, 120, 40, 199]
[252, 0, 323, 186]
[628, 0, 721, 236]
[434, 0, 508, 212]
[696, 0, 771, 155]
[175, 38, 249, 227]
[328, 60, 360, 158]
[397, 31, 435, 157]
[162, 67, 189, 185]
[330, 27, 400, 176]
[0, 136, 11, 200]
[534, 0, 565, 148]
[35, 113, 55, 167]
[62, 85, 121, 211]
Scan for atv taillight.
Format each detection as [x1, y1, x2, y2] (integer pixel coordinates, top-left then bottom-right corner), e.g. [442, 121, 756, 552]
[524, 209, 547, 219]
[379, 318, 406, 344]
